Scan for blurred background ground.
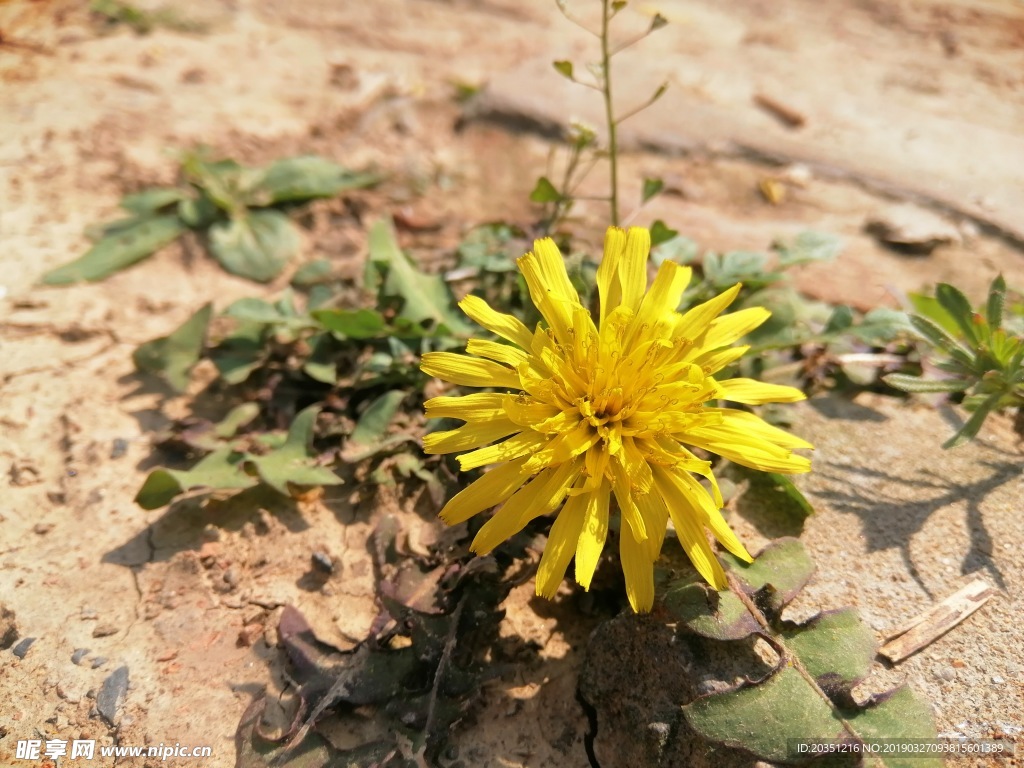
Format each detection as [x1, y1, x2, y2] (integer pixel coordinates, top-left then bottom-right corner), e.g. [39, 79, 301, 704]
[1, 1, 1022, 765]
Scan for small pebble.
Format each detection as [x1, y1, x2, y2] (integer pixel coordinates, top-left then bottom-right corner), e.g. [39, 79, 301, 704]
[110, 438, 129, 459]
[92, 623, 118, 638]
[33, 522, 54, 535]
[80, 607, 99, 621]
[991, 675, 1005, 685]
[934, 666, 956, 682]
[71, 648, 90, 665]
[91, 656, 107, 669]
[311, 551, 334, 574]
[12, 637, 36, 658]
[96, 666, 129, 726]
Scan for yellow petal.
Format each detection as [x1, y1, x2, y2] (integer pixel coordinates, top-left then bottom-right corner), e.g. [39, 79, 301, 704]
[535, 491, 589, 599]
[652, 467, 727, 589]
[690, 345, 750, 375]
[630, 260, 692, 343]
[620, 524, 655, 613]
[458, 294, 533, 349]
[634, 490, 669, 561]
[458, 431, 549, 471]
[708, 408, 814, 450]
[596, 227, 627, 325]
[424, 392, 505, 421]
[716, 378, 806, 404]
[575, 479, 610, 590]
[699, 307, 770, 350]
[619, 227, 651, 314]
[675, 283, 741, 343]
[517, 240, 580, 346]
[466, 338, 530, 368]
[470, 459, 581, 554]
[423, 418, 520, 455]
[420, 352, 521, 389]
[501, 394, 562, 429]
[438, 457, 533, 525]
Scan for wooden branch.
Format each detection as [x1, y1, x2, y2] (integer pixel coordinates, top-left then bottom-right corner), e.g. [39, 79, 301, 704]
[878, 578, 995, 664]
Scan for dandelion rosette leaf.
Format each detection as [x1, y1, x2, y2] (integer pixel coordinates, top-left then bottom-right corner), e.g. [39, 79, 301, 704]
[420, 226, 813, 612]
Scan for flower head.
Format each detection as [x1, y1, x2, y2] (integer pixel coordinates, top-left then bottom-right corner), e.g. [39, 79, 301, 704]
[421, 227, 812, 612]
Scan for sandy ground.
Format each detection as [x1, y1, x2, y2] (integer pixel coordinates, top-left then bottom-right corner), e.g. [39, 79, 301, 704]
[1, 1, 1023, 766]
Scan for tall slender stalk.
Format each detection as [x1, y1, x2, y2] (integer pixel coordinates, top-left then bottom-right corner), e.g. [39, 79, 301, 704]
[599, 0, 619, 226]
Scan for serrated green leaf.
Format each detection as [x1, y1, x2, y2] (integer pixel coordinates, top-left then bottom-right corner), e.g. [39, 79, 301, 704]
[705, 250, 773, 287]
[850, 307, 913, 344]
[908, 315, 976, 368]
[649, 219, 678, 247]
[781, 608, 878, 687]
[943, 392, 1001, 448]
[134, 446, 254, 510]
[683, 666, 846, 763]
[350, 390, 407, 446]
[368, 218, 473, 335]
[41, 215, 186, 285]
[120, 187, 187, 215]
[244, 405, 342, 495]
[882, 373, 971, 394]
[843, 686, 941, 768]
[208, 210, 300, 282]
[723, 537, 815, 612]
[641, 177, 664, 203]
[935, 283, 978, 344]
[311, 308, 388, 339]
[774, 230, 843, 267]
[663, 581, 760, 640]
[986, 274, 1006, 330]
[529, 176, 563, 203]
[251, 156, 379, 205]
[552, 60, 574, 80]
[133, 303, 213, 392]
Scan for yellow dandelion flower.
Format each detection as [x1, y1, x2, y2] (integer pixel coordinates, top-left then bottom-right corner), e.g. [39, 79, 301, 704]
[420, 226, 812, 612]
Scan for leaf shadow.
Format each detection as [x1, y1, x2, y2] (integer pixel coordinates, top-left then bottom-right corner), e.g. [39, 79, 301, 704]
[812, 459, 1017, 595]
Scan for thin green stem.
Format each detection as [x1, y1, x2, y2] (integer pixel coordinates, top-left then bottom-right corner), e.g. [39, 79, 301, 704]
[600, 0, 619, 226]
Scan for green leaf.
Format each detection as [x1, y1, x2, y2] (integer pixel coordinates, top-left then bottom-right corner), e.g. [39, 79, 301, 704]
[132, 303, 213, 392]
[181, 153, 255, 214]
[649, 219, 678, 247]
[663, 581, 761, 640]
[641, 177, 664, 203]
[368, 218, 473, 335]
[120, 188, 187, 215]
[41, 215, 186, 284]
[649, 12, 668, 30]
[244, 405, 342, 495]
[908, 315, 976, 369]
[844, 686, 941, 768]
[781, 608, 878, 687]
[765, 471, 815, 518]
[907, 292, 960, 337]
[529, 176, 563, 203]
[177, 194, 220, 229]
[213, 403, 261, 439]
[824, 305, 854, 334]
[704, 250, 773, 287]
[935, 283, 978, 345]
[683, 666, 846, 763]
[943, 392, 1001, 449]
[882, 373, 972, 394]
[301, 333, 339, 384]
[774, 230, 843, 267]
[723, 537, 816, 613]
[134, 446, 255, 510]
[251, 156, 379, 205]
[552, 60, 574, 80]
[291, 259, 333, 287]
[611, 1, 627, 13]
[311, 308, 388, 339]
[986, 274, 1007, 330]
[350, 390, 408, 446]
[208, 210, 300, 282]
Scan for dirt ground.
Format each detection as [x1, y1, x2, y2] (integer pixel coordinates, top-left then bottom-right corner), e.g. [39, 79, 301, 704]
[1, 1, 1023, 766]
